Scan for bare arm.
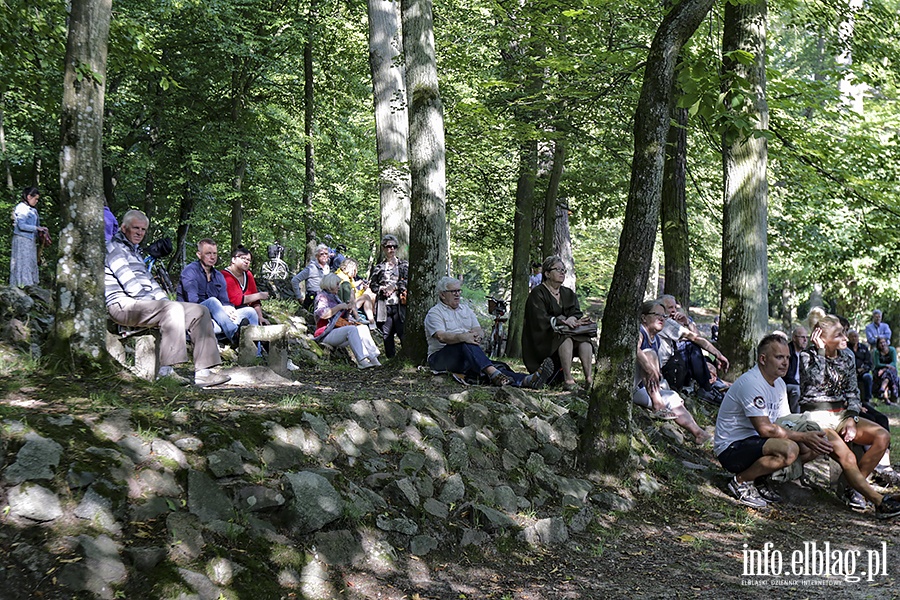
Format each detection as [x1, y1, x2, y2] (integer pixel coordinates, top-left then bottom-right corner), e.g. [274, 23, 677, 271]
[749, 416, 833, 455]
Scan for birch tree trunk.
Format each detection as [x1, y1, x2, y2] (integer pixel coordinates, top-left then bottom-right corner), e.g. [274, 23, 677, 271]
[368, 0, 411, 251]
[542, 138, 565, 259]
[54, 0, 113, 364]
[401, 0, 447, 362]
[719, 0, 769, 374]
[579, 0, 714, 473]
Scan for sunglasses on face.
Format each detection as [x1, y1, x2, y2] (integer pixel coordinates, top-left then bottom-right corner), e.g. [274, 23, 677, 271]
[383, 244, 398, 249]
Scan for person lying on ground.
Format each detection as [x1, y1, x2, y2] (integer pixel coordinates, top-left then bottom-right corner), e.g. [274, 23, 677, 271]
[800, 314, 900, 515]
[633, 300, 712, 445]
[522, 255, 594, 391]
[425, 276, 554, 388]
[715, 334, 834, 509]
[105, 210, 229, 387]
[313, 274, 382, 369]
[176, 238, 258, 347]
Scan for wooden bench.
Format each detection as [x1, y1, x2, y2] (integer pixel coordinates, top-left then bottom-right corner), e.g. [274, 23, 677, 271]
[237, 324, 291, 375]
[105, 321, 160, 381]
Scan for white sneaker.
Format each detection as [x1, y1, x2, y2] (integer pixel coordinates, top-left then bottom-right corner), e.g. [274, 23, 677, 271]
[157, 366, 190, 385]
[727, 476, 768, 509]
[368, 356, 382, 367]
[286, 359, 300, 371]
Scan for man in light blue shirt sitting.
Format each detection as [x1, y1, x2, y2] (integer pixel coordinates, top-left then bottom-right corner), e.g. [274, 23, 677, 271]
[865, 309, 892, 347]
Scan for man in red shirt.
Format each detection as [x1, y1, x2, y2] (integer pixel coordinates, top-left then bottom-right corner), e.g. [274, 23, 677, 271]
[221, 246, 269, 326]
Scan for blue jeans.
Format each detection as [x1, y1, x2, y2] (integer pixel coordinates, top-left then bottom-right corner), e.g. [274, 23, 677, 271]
[859, 372, 873, 403]
[428, 343, 524, 385]
[201, 298, 257, 342]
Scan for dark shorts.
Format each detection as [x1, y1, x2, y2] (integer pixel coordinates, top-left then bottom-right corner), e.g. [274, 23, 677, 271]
[717, 436, 768, 474]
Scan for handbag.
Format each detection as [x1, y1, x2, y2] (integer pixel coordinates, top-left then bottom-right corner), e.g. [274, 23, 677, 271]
[552, 317, 597, 338]
[334, 316, 352, 328]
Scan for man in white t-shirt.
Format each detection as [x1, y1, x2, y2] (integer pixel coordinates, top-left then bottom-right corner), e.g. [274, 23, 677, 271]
[715, 334, 833, 508]
[424, 276, 553, 388]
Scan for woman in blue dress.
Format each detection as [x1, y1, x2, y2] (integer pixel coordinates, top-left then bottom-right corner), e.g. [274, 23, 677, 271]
[10, 187, 49, 287]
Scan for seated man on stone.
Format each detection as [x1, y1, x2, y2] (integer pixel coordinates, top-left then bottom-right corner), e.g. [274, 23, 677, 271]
[221, 245, 269, 326]
[780, 326, 807, 414]
[847, 329, 873, 403]
[176, 238, 258, 346]
[715, 334, 834, 508]
[425, 276, 554, 388]
[105, 210, 229, 387]
[656, 294, 729, 400]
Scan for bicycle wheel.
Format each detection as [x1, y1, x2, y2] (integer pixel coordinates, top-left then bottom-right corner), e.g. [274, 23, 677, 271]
[262, 260, 286, 280]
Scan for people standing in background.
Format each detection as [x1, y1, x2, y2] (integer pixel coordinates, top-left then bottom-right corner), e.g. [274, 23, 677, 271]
[865, 309, 891, 347]
[10, 187, 50, 287]
[104, 203, 119, 242]
[369, 234, 408, 359]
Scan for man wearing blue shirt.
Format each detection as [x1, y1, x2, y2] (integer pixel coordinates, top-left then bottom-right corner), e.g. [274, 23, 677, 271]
[176, 239, 258, 346]
[865, 309, 892, 347]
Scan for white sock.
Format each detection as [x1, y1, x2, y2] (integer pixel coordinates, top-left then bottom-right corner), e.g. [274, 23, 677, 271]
[158, 366, 175, 377]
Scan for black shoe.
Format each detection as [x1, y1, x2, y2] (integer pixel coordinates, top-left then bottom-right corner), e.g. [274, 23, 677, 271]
[755, 477, 782, 503]
[845, 489, 868, 511]
[231, 318, 250, 348]
[521, 357, 555, 389]
[874, 466, 900, 488]
[877, 494, 900, 519]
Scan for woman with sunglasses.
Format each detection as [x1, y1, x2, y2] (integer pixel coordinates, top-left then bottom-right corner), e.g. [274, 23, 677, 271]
[522, 255, 594, 390]
[634, 300, 712, 444]
[369, 234, 408, 358]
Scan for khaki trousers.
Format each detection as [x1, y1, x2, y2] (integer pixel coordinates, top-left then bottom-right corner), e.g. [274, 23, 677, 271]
[107, 299, 221, 371]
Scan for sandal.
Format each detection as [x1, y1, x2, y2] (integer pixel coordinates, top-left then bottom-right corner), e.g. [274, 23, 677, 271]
[488, 369, 512, 387]
[651, 409, 678, 421]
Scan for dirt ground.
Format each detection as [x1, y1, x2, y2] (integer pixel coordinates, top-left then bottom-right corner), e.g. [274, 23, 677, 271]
[3, 362, 900, 599]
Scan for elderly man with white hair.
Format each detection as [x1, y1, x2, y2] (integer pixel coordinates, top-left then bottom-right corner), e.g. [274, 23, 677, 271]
[865, 309, 892, 347]
[105, 210, 230, 388]
[425, 276, 554, 388]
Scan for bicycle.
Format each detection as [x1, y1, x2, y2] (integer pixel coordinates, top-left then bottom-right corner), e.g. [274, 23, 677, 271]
[143, 237, 174, 294]
[261, 242, 289, 279]
[486, 295, 508, 357]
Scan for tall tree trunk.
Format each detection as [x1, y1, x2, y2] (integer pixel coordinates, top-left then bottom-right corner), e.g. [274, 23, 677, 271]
[303, 2, 318, 260]
[54, 0, 113, 365]
[554, 202, 575, 289]
[173, 161, 195, 273]
[719, 0, 769, 373]
[230, 48, 248, 251]
[368, 0, 411, 252]
[579, 0, 714, 474]
[505, 139, 538, 358]
[542, 138, 565, 259]
[781, 279, 793, 330]
[0, 93, 13, 191]
[661, 101, 691, 308]
[401, 0, 447, 362]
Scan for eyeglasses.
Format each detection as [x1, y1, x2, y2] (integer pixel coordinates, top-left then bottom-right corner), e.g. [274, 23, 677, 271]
[384, 244, 398, 249]
[645, 312, 667, 319]
[550, 267, 567, 273]
[442, 289, 462, 295]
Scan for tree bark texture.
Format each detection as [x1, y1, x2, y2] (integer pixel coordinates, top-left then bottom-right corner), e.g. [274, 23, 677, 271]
[55, 0, 113, 364]
[505, 139, 538, 359]
[304, 3, 318, 259]
[579, 0, 715, 474]
[661, 101, 691, 309]
[401, 0, 448, 362]
[719, 0, 769, 374]
[368, 0, 411, 253]
[542, 138, 565, 259]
